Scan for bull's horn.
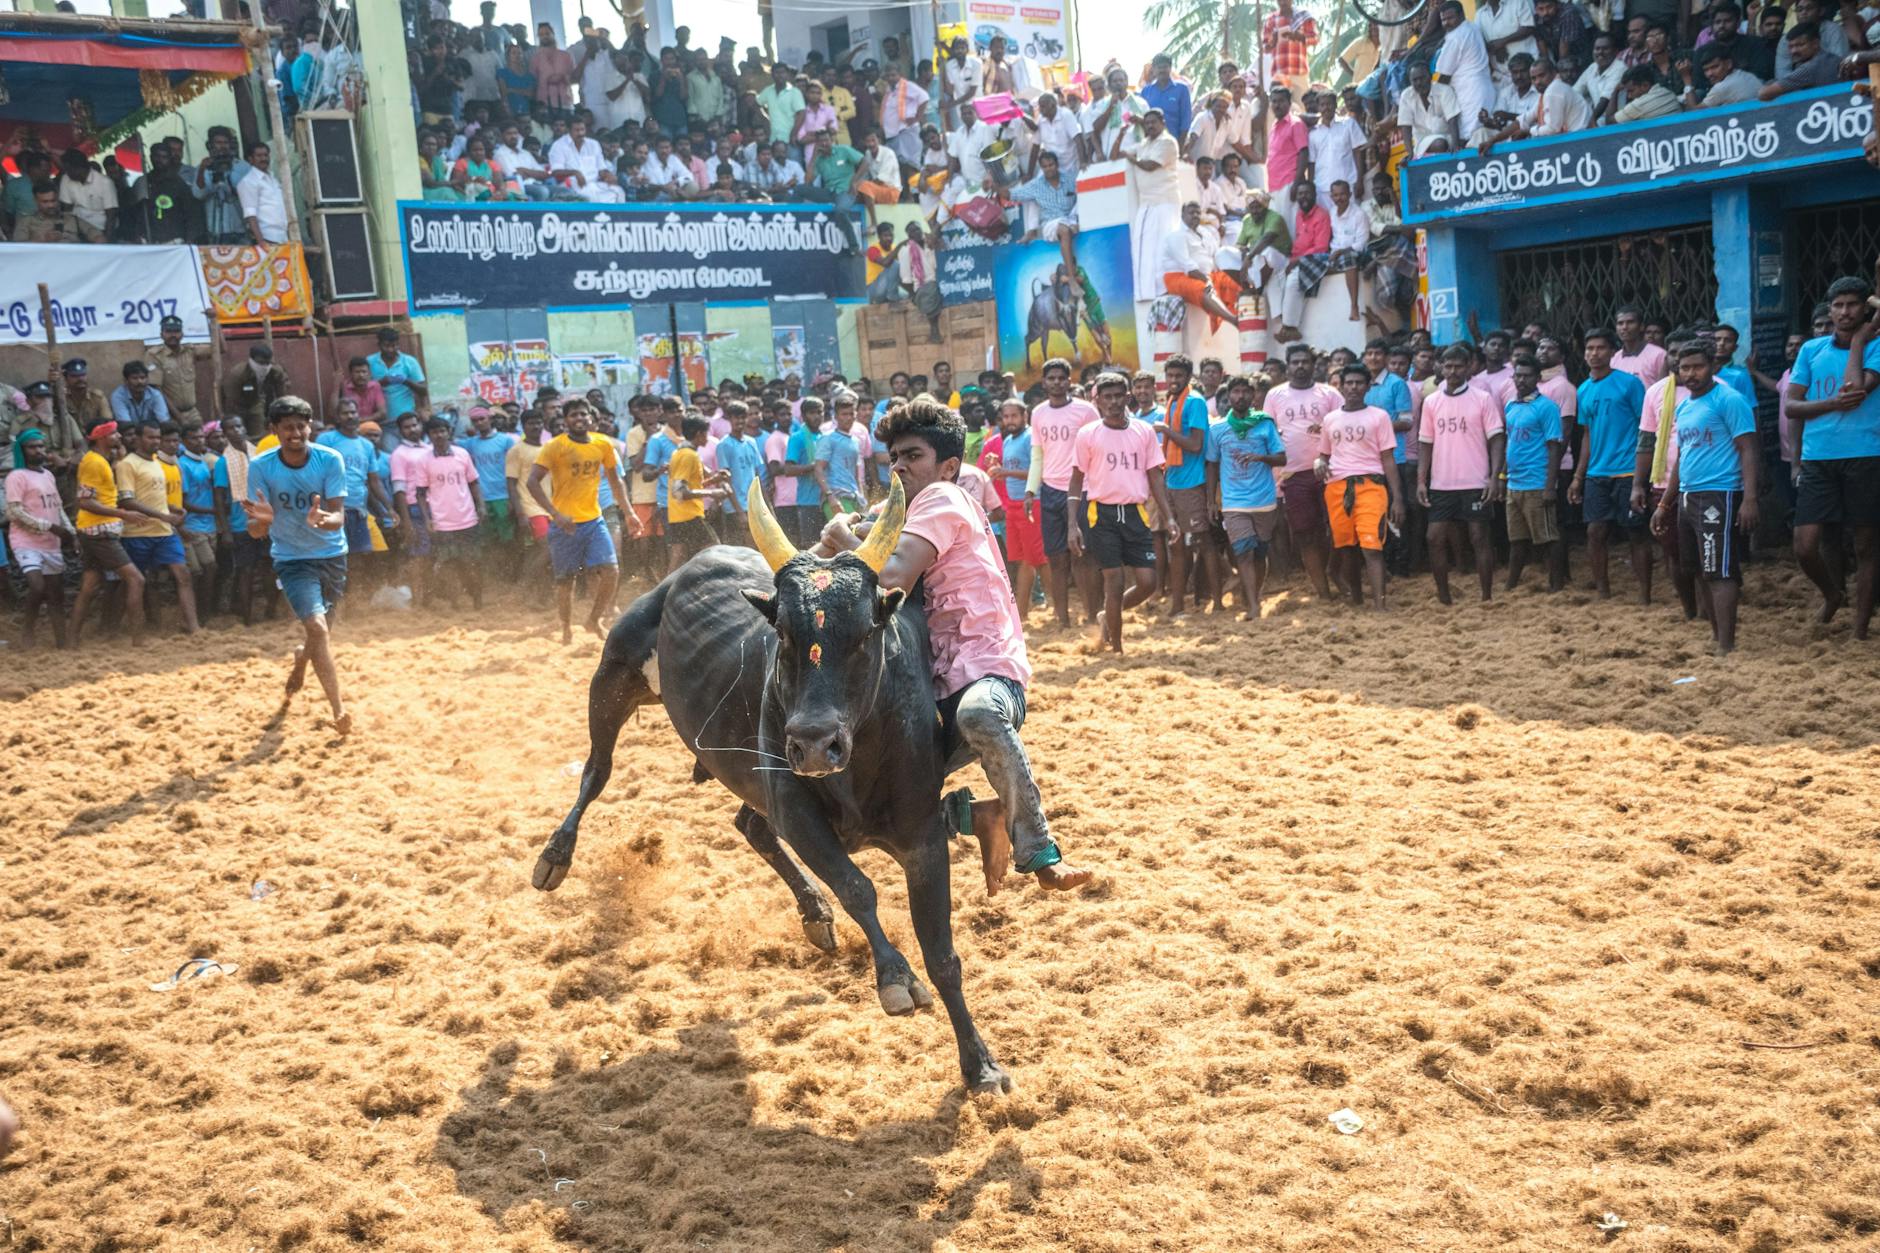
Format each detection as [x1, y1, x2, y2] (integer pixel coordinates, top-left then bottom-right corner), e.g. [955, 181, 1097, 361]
[747, 479, 799, 573]
[854, 474, 906, 574]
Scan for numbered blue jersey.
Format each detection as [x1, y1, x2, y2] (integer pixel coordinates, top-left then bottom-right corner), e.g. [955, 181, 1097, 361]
[248, 445, 348, 563]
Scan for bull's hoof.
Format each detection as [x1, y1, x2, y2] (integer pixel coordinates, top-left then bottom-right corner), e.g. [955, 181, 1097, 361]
[801, 919, 838, 953]
[967, 1064, 1014, 1096]
[531, 855, 570, 892]
[877, 978, 934, 1016]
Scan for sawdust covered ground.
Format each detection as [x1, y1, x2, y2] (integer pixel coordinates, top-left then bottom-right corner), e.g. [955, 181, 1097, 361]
[2, 560, 1879, 1253]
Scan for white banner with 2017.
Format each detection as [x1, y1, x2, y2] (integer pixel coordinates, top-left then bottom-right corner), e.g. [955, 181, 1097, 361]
[0, 244, 213, 346]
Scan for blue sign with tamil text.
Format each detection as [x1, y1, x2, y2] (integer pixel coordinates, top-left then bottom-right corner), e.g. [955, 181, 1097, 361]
[937, 244, 998, 306]
[399, 202, 864, 310]
[1401, 85, 1867, 223]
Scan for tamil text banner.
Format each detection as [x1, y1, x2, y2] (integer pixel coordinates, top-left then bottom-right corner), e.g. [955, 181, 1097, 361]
[400, 203, 864, 310]
[1, 244, 212, 345]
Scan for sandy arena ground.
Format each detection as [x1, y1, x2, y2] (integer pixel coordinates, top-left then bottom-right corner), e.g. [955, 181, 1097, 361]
[2, 560, 1878, 1252]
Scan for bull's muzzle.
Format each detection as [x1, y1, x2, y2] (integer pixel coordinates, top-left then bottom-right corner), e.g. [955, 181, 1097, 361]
[785, 717, 852, 777]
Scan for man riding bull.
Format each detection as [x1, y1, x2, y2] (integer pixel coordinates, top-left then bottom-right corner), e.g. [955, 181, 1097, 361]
[817, 397, 1092, 891]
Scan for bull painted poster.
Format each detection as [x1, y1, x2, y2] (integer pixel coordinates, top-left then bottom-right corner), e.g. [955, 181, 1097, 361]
[993, 224, 1136, 390]
[400, 202, 865, 310]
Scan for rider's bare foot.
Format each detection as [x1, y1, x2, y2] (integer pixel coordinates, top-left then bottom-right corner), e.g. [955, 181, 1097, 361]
[584, 617, 607, 640]
[1035, 861, 1094, 891]
[285, 645, 309, 696]
[971, 800, 1011, 895]
[332, 710, 353, 736]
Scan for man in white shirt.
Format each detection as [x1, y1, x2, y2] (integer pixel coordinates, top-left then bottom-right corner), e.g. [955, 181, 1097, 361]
[490, 122, 552, 200]
[1575, 31, 1626, 115]
[1432, 0, 1497, 140]
[1118, 108, 1182, 300]
[1218, 64, 1266, 175]
[464, 39, 503, 106]
[56, 149, 118, 242]
[1158, 200, 1240, 327]
[1324, 178, 1372, 323]
[1083, 66, 1149, 168]
[1305, 91, 1366, 201]
[941, 36, 982, 129]
[547, 118, 625, 203]
[1023, 90, 1082, 178]
[1526, 55, 1593, 134]
[236, 142, 289, 245]
[1395, 57, 1462, 155]
[1474, 0, 1540, 91]
[1474, 52, 1539, 143]
[896, 221, 943, 336]
[878, 63, 932, 167]
[1185, 92, 1236, 161]
[639, 136, 692, 199]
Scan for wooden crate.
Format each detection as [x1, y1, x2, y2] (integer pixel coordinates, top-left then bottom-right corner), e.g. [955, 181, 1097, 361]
[858, 301, 997, 390]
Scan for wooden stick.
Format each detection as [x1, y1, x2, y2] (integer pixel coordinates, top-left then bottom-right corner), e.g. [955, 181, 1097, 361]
[37, 282, 71, 434]
[1738, 1039, 1832, 1051]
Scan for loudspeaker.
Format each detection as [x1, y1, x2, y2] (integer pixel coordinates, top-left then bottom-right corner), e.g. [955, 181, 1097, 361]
[297, 109, 362, 206]
[314, 208, 377, 300]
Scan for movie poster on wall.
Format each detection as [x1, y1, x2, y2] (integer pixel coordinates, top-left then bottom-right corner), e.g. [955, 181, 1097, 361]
[993, 224, 1136, 390]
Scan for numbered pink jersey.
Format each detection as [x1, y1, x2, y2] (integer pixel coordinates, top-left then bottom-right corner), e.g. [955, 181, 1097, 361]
[1072, 418, 1164, 504]
[1418, 386, 1505, 491]
[1030, 398, 1102, 491]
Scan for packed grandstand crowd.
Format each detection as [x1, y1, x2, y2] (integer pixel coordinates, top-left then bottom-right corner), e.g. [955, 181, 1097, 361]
[1, 0, 1877, 666]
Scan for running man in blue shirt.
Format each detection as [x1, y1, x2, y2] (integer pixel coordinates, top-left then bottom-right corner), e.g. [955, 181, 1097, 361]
[1784, 275, 1880, 638]
[315, 399, 396, 596]
[1568, 327, 1650, 601]
[245, 396, 352, 734]
[814, 394, 866, 514]
[1651, 342, 1760, 654]
[1500, 355, 1565, 591]
[1205, 373, 1287, 619]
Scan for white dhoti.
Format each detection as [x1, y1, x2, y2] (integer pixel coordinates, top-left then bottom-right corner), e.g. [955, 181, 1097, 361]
[888, 128, 923, 167]
[1131, 199, 1181, 301]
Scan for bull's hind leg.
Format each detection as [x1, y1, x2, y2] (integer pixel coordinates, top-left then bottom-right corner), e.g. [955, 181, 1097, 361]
[533, 611, 660, 891]
[903, 823, 1011, 1095]
[734, 806, 838, 953]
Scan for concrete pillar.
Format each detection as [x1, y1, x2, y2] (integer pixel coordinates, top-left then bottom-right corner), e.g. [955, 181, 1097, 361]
[1711, 183, 1785, 348]
[352, 0, 421, 305]
[1421, 224, 1497, 343]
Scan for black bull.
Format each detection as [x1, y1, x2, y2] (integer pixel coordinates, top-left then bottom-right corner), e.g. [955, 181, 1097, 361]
[531, 479, 1012, 1094]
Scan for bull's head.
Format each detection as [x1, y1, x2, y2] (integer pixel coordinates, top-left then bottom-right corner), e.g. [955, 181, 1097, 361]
[740, 477, 908, 777]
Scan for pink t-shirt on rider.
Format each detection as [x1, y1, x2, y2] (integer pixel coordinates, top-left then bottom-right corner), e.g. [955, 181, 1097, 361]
[1029, 398, 1101, 491]
[1317, 405, 1396, 480]
[1072, 418, 1164, 503]
[1418, 385, 1505, 491]
[900, 481, 1031, 699]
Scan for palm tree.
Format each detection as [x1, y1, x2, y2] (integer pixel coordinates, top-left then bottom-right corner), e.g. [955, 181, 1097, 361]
[1140, 0, 1351, 88]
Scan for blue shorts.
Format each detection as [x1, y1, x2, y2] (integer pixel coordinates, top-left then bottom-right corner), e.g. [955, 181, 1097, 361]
[547, 516, 617, 580]
[275, 556, 347, 621]
[343, 507, 374, 555]
[1582, 474, 1645, 530]
[123, 533, 186, 572]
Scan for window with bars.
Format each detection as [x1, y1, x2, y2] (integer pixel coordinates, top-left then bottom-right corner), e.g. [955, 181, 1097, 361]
[1788, 201, 1880, 326]
[1495, 224, 1718, 346]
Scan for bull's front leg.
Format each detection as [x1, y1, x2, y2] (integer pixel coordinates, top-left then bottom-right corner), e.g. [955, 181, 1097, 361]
[533, 653, 649, 891]
[770, 788, 933, 1017]
[902, 821, 1011, 1095]
[734, 805, 838, 953]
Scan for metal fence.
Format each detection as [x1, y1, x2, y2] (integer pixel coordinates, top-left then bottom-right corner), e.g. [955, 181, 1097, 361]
[1497, 224, 1719, 345]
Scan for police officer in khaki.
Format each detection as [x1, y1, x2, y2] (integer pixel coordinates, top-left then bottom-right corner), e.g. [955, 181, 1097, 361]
[148, 313, 211, 425]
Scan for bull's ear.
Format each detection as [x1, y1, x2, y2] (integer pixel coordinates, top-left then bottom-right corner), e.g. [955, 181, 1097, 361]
[875, 587, 905, 626]
[741, 588, 779, 622]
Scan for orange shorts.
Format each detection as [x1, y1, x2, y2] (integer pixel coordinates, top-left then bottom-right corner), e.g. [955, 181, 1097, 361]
[1324, 478, 1388, 551]
[629, 502, 661, 538]
[1162, 270, 1243, 327]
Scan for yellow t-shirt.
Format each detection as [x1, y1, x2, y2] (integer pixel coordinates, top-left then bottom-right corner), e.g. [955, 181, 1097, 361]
[505, 439, 548, 520]
[624, 425, 658, 506]
[160, 457, 183, 511]
[75, 449, 119, 531]
[533, 433, 616, 524]
[115, 452, 174, 538]
[667, 445, 706, 523]
[255, 433, 279, 453]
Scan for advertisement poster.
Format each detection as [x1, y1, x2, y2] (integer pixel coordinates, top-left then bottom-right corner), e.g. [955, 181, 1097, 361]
[964, 0, 1067, 67]
[937, 245, 998, 307]
[637, 331, 710, 396]
[772, 325, 805, 379]
[994, 224, 1136, 390]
